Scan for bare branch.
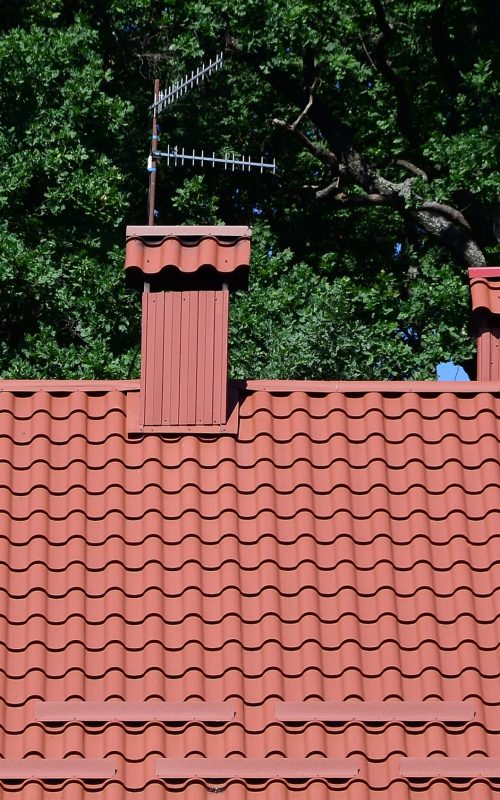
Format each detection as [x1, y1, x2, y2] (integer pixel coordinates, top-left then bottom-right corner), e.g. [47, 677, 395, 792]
[358, 34, 377, 72]
[272, 116, 338, 167]
[291, 77, 321, 130]
[394, 158, 428, 180]
[315, 179, 340, 199]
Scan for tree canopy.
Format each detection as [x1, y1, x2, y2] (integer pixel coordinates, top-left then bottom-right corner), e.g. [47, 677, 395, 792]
[0, 0, 498, 379]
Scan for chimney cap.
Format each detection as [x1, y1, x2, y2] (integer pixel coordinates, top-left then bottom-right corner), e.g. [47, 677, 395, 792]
[126, 225, 252, 238]
[125, 225, 252, 292]
[469, 267, 500, 316]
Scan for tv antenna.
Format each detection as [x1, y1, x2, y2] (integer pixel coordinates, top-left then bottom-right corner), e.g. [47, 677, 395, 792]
[147, 52, 276, 224]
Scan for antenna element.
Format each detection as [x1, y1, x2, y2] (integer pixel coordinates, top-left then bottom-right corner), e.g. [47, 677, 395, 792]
[147, 52, 276, 223]
[153, 147, 276, 174]
[152, 53, 224, 115]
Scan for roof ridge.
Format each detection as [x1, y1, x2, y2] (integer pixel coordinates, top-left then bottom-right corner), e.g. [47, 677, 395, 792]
[0, 378, 489, 393]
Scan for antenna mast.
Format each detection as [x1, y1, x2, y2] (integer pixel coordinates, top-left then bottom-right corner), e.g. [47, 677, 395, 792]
[147, 52, 276, 223]
[147, 79, 160, 226]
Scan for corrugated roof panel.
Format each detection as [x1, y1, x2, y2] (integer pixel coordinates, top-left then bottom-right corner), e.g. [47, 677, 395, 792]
[476, 326, 500, 380]
[0, 383, 499, 799]
[139, 290, 228, 427]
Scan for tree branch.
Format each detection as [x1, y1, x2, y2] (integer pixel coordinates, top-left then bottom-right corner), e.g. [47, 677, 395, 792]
[314, 180, 339, 199]
[371, 0, 393, 38]
[394, 158, 428, 180]
[358, 33, 377, 72]
[290, 78, 322, 130]
[326, 191, 400, 206]
[228, 36, 487, 266]
[272, 113, 338, 168]
[301, 48, 316, 92]
[413, 207, 486, 265]
[420, 201, 471, 231]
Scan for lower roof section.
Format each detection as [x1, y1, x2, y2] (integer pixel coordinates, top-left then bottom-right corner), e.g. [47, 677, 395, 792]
[0, 379, 499, 799]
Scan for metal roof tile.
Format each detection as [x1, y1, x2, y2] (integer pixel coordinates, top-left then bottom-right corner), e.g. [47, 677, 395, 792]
[124, 227, 251, 290]
[0, 383, 499, 798]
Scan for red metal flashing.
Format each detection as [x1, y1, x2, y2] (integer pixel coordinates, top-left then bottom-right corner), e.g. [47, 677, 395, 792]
[0, 379, 141, 391]
[241, 378, 486, 391]
[0, 760, 117, 779]
[468, 267, 500, 278]
[126, 225, 252, 238]
[275, 701, 476, 722]
[36, 701, 236, 722]
[400, 757, 500, 778]
[155, 758, 359, 779]
[126, 386, 239, 435]
[2, 377, 500, 393]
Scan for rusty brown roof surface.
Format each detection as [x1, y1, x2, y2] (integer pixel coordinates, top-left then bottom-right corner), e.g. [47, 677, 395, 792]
[0, 380, 500, 798]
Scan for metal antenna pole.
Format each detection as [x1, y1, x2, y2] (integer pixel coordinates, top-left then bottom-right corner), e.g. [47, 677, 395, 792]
[147, 79, 160, 225]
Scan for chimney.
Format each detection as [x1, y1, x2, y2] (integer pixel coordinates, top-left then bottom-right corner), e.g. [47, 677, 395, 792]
[125, 226, 251, 431]
[469, 267, 500, 380]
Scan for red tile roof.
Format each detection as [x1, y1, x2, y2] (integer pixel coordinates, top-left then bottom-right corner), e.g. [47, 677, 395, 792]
[0, 379, 499, 798]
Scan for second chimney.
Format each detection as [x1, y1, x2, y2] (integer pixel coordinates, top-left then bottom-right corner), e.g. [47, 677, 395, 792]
[125, 226, 251, 429]
[469, 267, 500, 381]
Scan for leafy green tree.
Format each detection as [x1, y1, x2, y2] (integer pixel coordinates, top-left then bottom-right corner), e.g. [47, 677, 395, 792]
[0, 13, 141, 377]
[0, 0, 498, 379]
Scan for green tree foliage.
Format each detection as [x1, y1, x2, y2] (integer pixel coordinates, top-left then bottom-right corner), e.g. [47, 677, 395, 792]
[0, 0, 498, 379]
[0, 13, 140, 377]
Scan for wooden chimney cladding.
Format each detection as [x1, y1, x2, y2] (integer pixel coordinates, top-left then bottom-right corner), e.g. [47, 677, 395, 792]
[140, 289, 229, 427]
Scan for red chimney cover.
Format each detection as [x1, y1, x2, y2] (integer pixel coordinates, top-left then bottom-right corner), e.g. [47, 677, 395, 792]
[126, 226, 252, 432]
[125, 226, 251, 291]
[469, 267, 500, 314]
